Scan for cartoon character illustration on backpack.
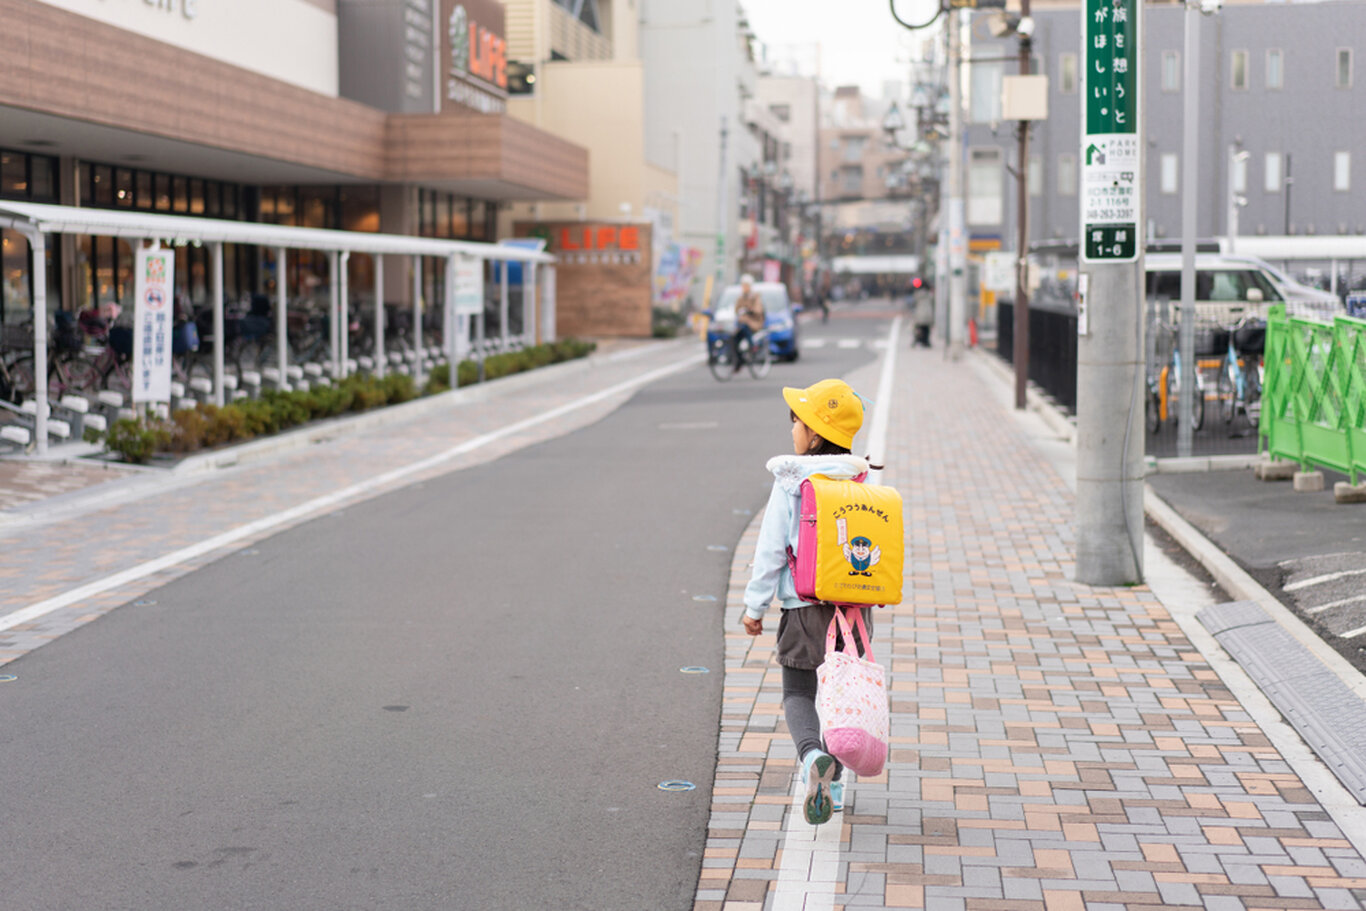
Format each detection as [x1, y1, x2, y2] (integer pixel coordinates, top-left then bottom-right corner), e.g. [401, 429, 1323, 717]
[836, 518, 880, 576]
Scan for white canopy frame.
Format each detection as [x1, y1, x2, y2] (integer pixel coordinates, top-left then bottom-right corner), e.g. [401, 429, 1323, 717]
[0, 201, 556, 455]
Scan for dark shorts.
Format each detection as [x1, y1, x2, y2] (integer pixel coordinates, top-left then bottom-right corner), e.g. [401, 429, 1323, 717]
[776, 604, 875, 670]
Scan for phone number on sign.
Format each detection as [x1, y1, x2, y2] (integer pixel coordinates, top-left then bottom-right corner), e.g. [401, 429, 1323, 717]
[1085, 208, 1134, 222]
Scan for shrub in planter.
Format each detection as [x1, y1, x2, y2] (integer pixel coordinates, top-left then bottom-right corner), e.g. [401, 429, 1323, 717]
[170, 408, 211, 453]
[106, 416, 171, 464]
[380, 372, 417, 405]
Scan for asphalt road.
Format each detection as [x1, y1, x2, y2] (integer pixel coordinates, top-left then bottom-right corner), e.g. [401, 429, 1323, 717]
[1148, 468, 1366, 673]
[0, 309, 887, 910]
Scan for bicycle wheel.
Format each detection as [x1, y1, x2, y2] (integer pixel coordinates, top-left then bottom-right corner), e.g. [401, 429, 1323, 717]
[102, 359, 133, 396]
[1192, 375, 1206, 431]
[1217, 358, 1236, 424]
[748, 332, 772, 379]
[52, 354, 102, 396]
[1145, 382, 1161, 434]
[1246, 358, 1262, 429]
[4, 355, 36, 403]
[708, 337, 734, 382]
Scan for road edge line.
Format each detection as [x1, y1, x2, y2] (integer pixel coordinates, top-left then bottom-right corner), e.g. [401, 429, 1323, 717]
[0, 351, 703, 634]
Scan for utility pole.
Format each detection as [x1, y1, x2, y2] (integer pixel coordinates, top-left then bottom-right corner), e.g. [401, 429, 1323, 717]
[1075, 0, 1144, 585]
[714, 116, 730, 299]
[946, 8, 967, 358]
[1176, 1, 1200, 459]
[1013, 0, 1033, 409]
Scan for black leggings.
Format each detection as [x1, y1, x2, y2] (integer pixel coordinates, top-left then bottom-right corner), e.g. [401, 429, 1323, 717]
[782, 665, 843, 780]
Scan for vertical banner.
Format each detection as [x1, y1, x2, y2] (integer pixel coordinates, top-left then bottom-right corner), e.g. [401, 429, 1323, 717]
[451, 254, 484, 316]
[132, 246, 175, 403]
[1081, 0, 1141, 263]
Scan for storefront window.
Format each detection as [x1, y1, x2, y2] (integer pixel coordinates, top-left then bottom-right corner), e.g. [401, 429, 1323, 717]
[172, 176, 189, 213]
[0, 153, 23, 196]
[223, 185, 238, 219]
[154, 174, 172, 211]
[450, 198, 469, 238]
[115, 168, 134, 207]
[189, 179, 205, 216]
[205, 181, 220, 217]
[30, 156, 55, 201]
[92, 165, 113, 206]
[2, 230, 30, 322]
[135, 171, 152, 209]
[341, 186, 380, 233]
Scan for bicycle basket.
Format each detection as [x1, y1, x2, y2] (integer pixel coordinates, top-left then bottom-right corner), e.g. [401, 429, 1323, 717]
[1, 323, 35, 350]
[1233, 321, 1266, 355]
[109, 326, 134, 357]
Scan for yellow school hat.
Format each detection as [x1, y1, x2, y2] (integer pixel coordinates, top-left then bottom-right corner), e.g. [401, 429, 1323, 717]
[783, 378, 864, 450]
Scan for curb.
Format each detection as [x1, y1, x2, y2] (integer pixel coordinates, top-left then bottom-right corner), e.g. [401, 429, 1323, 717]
[171, 339, 687, 474]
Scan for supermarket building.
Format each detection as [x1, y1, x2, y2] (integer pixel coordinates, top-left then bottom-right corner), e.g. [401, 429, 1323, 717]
[0, 0, 588, 323]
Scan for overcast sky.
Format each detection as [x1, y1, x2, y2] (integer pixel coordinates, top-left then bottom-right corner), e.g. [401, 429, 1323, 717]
[740, 0, 940, 96]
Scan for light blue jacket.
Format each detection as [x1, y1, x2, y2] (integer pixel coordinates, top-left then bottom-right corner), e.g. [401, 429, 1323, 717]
[743, 454, 869, 621]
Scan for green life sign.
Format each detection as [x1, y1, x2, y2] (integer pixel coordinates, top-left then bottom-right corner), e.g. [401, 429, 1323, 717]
[1081, 0, 1140, 263]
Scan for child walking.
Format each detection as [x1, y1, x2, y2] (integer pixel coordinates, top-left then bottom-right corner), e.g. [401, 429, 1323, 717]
[740, 378, 872, 826]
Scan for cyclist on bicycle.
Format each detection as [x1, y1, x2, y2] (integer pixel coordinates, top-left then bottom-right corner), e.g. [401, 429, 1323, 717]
[731, 274, 766, 373]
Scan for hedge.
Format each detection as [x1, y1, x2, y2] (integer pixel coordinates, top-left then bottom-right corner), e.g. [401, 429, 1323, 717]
[102, 338, 596, 464]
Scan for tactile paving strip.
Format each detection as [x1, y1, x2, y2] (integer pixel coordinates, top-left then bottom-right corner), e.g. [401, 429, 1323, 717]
[1199, 600, 1366, 804]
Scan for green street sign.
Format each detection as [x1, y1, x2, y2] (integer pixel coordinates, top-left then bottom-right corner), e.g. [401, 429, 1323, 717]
[1081, 0, 1141, 263]
[1084, 0, 1137, 135]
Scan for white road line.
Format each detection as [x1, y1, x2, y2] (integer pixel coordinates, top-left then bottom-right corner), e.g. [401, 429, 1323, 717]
[804, 339, 828, 349]
[772, 318, 900, 909]
[1308, 594, 1366, 616]
[0, 352, 703, 634]
[1285, 568, 1366, 592]
[1338, 624, 1366, 639]
[837, 339, 861, 349]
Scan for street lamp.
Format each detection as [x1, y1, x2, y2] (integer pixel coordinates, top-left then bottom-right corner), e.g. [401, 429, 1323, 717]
[1227, 145, 1249, 254]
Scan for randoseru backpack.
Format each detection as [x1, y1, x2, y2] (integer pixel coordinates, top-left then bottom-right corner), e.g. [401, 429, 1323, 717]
[788, 473, 904, 607]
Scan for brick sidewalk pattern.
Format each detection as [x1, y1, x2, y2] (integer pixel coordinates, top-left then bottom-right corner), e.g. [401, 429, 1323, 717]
[698, 348, 1366, 910]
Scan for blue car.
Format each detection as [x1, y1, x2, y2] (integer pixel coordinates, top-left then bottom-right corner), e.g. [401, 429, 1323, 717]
[707, 282, 802, 362]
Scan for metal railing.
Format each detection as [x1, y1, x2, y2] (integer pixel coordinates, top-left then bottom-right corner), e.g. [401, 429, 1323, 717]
[996, 300, 1078, 413]
[1261, 303, 1366, 484]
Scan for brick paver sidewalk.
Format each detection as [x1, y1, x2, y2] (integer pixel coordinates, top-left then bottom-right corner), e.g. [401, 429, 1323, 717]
[699, 346, 1366, 910]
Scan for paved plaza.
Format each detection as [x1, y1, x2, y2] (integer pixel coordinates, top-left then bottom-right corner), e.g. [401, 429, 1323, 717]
[699, 344, 1366, 910]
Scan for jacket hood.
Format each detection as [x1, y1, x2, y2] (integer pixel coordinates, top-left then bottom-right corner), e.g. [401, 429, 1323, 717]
[766, 454, 869, 494]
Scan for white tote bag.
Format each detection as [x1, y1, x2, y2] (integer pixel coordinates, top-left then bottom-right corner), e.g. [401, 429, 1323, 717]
[815, 607, 889, 777]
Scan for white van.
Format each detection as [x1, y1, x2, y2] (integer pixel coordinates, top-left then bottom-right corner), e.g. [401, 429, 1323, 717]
[1145, 252, 1341, 326]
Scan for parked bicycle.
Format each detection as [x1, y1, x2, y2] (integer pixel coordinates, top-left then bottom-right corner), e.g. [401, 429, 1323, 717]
[1146, 318, 1206, 433]
[1217, 314, 1265, 430]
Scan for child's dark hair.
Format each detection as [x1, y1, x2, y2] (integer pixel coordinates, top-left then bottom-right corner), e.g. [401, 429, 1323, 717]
[790, 410, 884, 469]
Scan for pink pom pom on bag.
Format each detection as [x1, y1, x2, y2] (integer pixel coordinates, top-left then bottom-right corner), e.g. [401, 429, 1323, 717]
[815, 607, 889, 777]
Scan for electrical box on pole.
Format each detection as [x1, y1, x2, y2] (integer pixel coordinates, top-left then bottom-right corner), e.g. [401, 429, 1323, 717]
[1075, 0, 1145, 585]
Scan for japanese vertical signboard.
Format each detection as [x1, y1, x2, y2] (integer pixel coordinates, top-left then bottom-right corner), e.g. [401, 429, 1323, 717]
[132, 246, 174, 403]
[1081, 0, 1140, 263]
[451, 254, 484, 316]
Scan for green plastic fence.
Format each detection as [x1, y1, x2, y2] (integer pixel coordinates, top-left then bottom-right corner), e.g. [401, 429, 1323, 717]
[1261, 303, 1366, 484]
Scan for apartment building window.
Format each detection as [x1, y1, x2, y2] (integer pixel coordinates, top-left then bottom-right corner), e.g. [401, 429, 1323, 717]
[842, 136, 866, 163]
[967, 147, 1003, 225]
[1338, 48, 1353, 88]
[1335, 151, 1352, 192]
[969, 62, 1003, 123]
[1264, 152, 1283, 193]
[1266, 49, 1284, 90]
[1161, 51, 1181, 92]
[1160, 154, 1179, 195]
[1028, 155, 1043, 197]
[839, 166, 863, 197]
[1059, 53, 1077, 94]
[1231, 50, 1249, 90]
[1057, 154, 1077, 197]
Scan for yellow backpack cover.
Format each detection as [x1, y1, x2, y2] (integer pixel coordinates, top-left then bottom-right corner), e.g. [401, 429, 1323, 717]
[791, 474, 904, 606]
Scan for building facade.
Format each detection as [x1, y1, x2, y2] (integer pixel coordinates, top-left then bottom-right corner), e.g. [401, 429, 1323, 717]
[964, 0, 1366, 268]
[1, 0, 589, 326]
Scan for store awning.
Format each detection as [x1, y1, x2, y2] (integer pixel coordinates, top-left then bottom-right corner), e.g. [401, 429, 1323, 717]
[831, 255, 922, 275]
[0, 200, 555, 263]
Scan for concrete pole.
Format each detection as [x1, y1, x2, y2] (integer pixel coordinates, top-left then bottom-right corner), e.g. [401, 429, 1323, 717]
[1075, 266, 1145, 583]
[1176, 3, 1200, 459]
[328, 250, 340, 379]
[1014, 1, 1033, 410]
[499, 260, 509, 350]
[946, 8, 967, 359]
[374, 254, 386, 379]
[1227, 145, 1239, 255]
[275, 246, 288, 388]
[30, 231, 48, 455]
[411, 255, 423, 387]
[526, 262, 538, 345]
[444, 254, 458, 366]
[339, 251, 351, 377]
[211, 242, 224, 407]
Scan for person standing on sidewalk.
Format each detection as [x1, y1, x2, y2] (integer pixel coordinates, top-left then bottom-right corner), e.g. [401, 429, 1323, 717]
[740, 378, 871, 826]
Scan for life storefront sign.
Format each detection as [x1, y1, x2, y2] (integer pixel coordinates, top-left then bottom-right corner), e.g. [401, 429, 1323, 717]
[132, 246, 175, 403]
[1080, 0, 1141, 264]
